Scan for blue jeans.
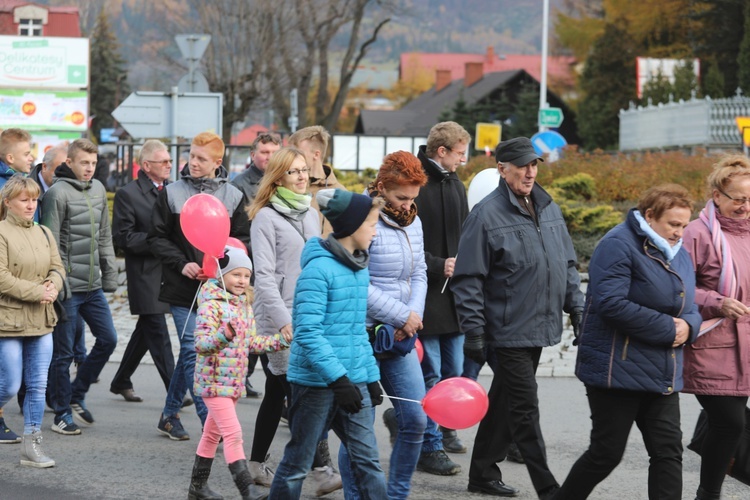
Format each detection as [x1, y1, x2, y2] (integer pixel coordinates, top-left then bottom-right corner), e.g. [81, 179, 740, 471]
[340, 350, 427, 499]
[49, 290, 117, 416]
[269, 382, 387, 500]
[420, 332, 464, 450]
[73, 315, 87, 364]
[0, 334, 53, 434]
[162, 306, 207, 424]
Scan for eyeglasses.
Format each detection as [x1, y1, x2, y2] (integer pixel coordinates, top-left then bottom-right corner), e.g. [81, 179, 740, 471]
[717, 187, 750, 206]
[145, 159, 173, 166]
[285, 167, 310, 176]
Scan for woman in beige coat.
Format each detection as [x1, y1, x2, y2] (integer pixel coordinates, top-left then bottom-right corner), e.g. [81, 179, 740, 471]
[0, 175, 64, 468]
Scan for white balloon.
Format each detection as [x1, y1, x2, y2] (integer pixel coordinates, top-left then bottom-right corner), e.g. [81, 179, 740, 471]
[467, 168, 501, 211]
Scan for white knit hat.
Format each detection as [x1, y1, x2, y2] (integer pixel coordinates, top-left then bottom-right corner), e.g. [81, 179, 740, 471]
[218, 246, 253, 275]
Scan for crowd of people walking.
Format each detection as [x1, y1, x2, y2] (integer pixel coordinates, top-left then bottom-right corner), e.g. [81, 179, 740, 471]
[0, 121, 749, 500]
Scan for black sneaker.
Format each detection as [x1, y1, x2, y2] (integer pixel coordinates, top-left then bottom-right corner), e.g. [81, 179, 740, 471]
[70, 401, 94, 425]
[244, 378, 262, 398]
[157, 414, 190, 441]
[0, 417, 21, 443]
[51, 413, 81, 435]
[417, 450, 461, 476]
[382, 408, 397, 446]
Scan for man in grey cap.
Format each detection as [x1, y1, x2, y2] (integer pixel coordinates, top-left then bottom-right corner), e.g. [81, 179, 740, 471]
[451, 137, 584, 499]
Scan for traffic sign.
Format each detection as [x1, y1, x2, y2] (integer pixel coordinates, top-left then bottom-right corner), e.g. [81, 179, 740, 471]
[112, 91, 223, 139]
[178, 71, 209, 93]
[475, 122, 502, 152]
[531, 130, 567, 162]
[735, 116, 750, 147]
[175, 34, 211, 61]
[538, 107, 564, 128]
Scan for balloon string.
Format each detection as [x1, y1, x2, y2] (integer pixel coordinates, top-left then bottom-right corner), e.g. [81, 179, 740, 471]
[383, 394, 422, 405]
[181, 282, 203, 340]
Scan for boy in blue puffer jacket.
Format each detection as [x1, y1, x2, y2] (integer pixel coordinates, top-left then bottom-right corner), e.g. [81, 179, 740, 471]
[269, 189, 387, 500]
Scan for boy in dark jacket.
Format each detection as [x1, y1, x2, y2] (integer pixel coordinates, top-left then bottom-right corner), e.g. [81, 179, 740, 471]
[269, 189, 387, 500]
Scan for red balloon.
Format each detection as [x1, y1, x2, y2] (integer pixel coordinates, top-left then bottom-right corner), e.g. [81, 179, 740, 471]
[415, 338, 424, 363]
[422, 377, 489, 430]
[201, 254, 218, 279]
[180, 194, 230, 257]
[226, 237, 248, 255]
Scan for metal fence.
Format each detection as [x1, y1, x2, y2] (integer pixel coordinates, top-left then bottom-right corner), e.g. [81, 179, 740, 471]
[619, 92, 750, 151]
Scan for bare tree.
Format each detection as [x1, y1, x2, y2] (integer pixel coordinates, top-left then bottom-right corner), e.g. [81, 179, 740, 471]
[265, 0, 392, 131]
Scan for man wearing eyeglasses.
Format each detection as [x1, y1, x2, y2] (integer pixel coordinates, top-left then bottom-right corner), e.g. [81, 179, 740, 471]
[409, 121, 470, 476]
[109, 140, 175, 404]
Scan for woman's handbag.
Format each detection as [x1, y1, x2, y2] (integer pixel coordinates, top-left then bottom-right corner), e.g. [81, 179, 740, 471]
[688, 407, 750, 486]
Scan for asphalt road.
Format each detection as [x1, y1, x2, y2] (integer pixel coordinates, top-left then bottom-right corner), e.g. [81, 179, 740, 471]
[0, 362, 747, 500]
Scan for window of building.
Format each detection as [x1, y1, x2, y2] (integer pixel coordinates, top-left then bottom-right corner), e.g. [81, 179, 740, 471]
[18, 18, 43, 36]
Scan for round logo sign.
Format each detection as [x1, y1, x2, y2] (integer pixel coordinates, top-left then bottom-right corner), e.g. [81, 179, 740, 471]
[21, 101, 36, 116]
[71, 111, 85, 125]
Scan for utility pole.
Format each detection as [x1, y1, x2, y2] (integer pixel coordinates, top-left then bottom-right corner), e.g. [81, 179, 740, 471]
[539, 0, 549, 133]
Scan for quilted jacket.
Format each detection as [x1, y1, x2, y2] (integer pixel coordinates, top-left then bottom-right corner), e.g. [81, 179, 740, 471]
[576, 209, 703, 394]
[288, 238, 380, 387]
[367, 212, 427, 328]
[193, 279, 286, 398]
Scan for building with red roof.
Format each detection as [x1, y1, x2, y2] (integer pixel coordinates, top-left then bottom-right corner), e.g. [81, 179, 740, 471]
[400, 47, 576, 97]
[0, 1, 80, 37]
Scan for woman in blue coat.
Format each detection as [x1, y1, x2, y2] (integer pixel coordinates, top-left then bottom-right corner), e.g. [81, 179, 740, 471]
[555, 184, 702, 500]
[340, 151, 429, 499]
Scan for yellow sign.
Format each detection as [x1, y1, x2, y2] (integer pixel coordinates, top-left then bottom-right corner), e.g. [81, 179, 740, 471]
[735, 117, 750, 146]
[475, 122, 502, 152]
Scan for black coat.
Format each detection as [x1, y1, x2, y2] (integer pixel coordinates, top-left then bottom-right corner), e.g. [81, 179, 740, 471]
[413, 145, 469, 335]
[112, 170, 170, 315]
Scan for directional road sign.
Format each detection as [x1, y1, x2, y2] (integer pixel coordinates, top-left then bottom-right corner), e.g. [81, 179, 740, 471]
[475, 122, 502, 152]
[531, 130, 567, 162]
[112, 91, 223, 139]
[178, 71, 209, 93]
[538, 107, 564, 128]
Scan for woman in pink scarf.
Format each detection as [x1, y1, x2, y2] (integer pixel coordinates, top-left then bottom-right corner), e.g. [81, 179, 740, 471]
[682, 155, 750, 500]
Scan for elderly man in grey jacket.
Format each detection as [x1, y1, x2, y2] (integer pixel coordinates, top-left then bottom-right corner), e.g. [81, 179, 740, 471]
[451, 137, 584, 500]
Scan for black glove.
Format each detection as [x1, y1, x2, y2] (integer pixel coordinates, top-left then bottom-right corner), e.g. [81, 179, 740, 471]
[329, 376, 363, 414]
[463, 331, 486, 366]
[367, 381, 383, 406]
[570, 309, 583, 346]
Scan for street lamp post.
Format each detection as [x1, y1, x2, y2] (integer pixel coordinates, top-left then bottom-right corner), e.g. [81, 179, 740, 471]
[539, 0, 549, 133]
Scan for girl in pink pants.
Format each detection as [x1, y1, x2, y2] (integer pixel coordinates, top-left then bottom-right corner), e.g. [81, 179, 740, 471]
[188, 247, 288, 500]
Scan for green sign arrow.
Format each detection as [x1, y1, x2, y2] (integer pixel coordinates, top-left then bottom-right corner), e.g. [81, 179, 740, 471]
[538, 107, 564, 128]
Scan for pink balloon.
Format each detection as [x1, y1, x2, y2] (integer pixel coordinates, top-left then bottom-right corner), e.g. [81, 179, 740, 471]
[226, 237, 248, 255]
[201, 254, 218, 279]
[415, 338, 424, 363]
[422, 377, 489, 430]
[180, 194, 230, 257]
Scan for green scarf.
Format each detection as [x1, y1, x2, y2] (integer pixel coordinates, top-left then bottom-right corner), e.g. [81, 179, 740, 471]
[270, 186, 312, 221]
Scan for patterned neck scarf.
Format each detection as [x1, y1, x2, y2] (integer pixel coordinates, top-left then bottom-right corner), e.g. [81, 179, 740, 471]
[366, 182, 417, 227]
[270, 186, 311, 221]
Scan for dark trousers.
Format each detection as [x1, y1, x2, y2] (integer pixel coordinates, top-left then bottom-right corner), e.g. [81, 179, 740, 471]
[110, 314, 174, 392]
[694, 394, 748, 497]
[469, 347, 557, 494]
[556, 386, 683, 500]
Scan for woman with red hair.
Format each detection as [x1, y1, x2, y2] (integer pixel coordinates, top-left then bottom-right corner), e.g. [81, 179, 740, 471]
[340, 150, 429, 498]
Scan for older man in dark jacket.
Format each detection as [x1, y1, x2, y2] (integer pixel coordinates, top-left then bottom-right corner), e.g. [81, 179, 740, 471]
[109, 140, 175, 403]
[452, 137, 584, 499]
